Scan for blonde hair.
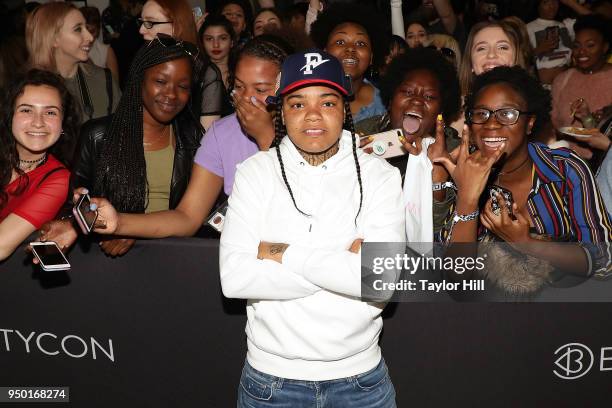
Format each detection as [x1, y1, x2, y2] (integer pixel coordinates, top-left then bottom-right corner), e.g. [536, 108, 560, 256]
[26, 2, 79, 71]
[459, 21, 526, 95]
[428, 34, 462, 68]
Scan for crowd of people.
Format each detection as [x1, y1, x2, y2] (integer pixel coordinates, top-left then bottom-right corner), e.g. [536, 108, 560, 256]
[1, 0, 611, 406]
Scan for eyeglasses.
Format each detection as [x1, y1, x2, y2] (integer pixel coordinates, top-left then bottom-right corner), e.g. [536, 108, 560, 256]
[426, 45, 456, 59]
[148, 33, 199, 60]
[138, 18, 173, 30]
[467, 108, 532, 126]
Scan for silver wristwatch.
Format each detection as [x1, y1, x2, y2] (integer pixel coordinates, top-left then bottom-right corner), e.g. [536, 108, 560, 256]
[432, 181, 457, 191]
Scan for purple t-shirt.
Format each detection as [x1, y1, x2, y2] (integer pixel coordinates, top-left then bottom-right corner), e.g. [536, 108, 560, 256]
[194, 113, 259, 195]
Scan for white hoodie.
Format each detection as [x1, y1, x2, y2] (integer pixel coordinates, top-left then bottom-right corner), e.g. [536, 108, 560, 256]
[220, 130, 405, 381]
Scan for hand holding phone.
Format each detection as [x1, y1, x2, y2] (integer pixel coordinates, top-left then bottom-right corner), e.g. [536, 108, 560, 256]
[30, 242, 71, 271]
[73, 194, 99, 234]
[489, 185, 514, 216]
[361, 129, 407, 159]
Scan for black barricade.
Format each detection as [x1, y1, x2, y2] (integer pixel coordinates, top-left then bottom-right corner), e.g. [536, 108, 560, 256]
[1, 238, 611, 407]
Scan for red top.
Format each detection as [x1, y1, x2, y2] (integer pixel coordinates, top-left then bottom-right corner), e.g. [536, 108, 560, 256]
[0, 155, 70, 228]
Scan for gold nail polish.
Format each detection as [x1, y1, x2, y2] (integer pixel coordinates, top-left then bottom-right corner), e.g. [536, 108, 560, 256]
[437, 113, 443, 121]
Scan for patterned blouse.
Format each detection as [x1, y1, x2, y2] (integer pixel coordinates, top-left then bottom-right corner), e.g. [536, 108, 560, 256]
[438, 142, 612, 278]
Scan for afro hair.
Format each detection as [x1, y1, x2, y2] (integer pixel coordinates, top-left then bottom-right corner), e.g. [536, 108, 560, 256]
[309, 3, 387, 70]
[378, 47, 462, 122]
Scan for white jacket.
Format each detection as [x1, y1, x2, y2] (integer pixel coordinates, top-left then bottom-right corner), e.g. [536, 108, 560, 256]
[220, 130, 405, 380]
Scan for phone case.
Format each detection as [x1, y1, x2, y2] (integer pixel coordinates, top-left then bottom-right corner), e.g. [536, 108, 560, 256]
[31, 242, 71, 271]
[489, 185, 513, 216]
[73, 195, 98, 235]
[207, 200, 228, 233]
[362, 129, 407, 159]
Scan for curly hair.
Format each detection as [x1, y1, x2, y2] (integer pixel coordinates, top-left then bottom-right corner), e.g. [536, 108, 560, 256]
[92, 40, 194, 214]
[0, 69, 79, 210]
[310, 3, 386, 70]
[465, 66, 551, 137]
[378, 47, 462, 122]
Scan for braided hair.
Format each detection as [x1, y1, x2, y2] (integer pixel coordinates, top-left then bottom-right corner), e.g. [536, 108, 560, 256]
[272, 96, 363, 225]
[92, 40, 193, 213]
[228, 35, 293, 94]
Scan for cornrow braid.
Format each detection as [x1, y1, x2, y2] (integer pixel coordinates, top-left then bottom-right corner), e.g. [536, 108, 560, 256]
[273, 103, 311, 217]
[344, 100, 363, 225]
[229, 36, 292, 92]
[92, 41, 193, 213]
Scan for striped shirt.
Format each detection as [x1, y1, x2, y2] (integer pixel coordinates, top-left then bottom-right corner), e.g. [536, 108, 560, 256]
[439, 142, 612, 277]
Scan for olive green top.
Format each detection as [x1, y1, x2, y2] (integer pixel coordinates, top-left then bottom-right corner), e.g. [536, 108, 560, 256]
[144, 142, 175, 213]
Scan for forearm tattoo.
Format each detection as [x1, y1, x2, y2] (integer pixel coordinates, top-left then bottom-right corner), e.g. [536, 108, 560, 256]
[269, 244, 288, 255]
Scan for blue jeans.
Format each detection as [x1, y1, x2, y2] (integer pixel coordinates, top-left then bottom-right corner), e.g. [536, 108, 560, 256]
[237, 358, 396, 408]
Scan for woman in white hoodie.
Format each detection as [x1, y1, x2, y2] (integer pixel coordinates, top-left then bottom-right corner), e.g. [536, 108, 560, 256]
[219, 50, 405, 407]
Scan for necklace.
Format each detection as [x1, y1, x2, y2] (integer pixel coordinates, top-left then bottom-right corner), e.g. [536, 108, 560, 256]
[143, 125, 170, 147]
[19, 153, 47, 171]
[498, 155, 530, 177]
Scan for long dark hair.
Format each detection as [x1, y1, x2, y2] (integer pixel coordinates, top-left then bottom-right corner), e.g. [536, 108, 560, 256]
[0, 69, 78, 210]
[272, 98, 363, 225]
[92, 39, 194, 213]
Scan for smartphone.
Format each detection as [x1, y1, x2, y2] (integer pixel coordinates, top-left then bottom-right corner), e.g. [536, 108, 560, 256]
[362, 129, 406, 159]
[73, 194, 98, 234]
[30, 242, 71, 271]
[489, 185, 514, 216]
[193, 6, 203, 20]
[207, 200, 228, 233]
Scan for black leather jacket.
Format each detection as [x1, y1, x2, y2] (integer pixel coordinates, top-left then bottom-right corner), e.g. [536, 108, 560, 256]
[73, 114, 203, 209]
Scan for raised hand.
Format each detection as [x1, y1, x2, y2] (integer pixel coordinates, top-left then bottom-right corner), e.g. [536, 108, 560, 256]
[427, 114, 449, 162]
[433, 124, 505, 207]
[233, 93, 275, 150]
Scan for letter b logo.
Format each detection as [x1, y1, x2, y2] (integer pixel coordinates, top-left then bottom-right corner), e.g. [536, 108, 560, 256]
[553, 343, 594, 380]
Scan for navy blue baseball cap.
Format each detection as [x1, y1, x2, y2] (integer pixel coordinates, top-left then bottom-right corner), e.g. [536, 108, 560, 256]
[276, 50, 352, 97]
